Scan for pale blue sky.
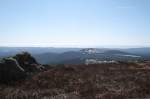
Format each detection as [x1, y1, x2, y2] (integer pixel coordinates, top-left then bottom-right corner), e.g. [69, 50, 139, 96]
[0, 0, 150, 47]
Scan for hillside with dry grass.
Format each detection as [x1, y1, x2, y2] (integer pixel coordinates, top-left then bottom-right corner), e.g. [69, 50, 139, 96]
[1, 59, 150, 99]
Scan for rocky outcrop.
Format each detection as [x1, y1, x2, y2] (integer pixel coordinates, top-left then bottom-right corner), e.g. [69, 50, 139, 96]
[13, 52, 37, 66]
[0, 52, 45, 84]
[0, 58, 26, 83]
[13, 52, 45, 73]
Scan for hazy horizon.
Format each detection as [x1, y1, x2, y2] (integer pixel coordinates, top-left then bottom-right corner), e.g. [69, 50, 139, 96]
[0, 0, 150, 47]
[0, 45, 150, 49]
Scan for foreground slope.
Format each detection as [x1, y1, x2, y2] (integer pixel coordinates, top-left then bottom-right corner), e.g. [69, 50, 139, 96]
[1, 61, 150, 99]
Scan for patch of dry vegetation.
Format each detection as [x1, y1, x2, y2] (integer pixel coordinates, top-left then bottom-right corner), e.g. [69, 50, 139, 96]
[1, 62, 150, 99]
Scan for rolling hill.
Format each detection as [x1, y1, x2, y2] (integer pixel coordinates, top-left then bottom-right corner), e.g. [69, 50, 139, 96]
[0, 47, 149, 64]
[34, 48, 143, 64]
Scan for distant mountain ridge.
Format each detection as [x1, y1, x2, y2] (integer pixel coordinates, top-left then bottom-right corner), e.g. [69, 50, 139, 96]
[0, 47, 150, 64]
[34, 48, 144, 64]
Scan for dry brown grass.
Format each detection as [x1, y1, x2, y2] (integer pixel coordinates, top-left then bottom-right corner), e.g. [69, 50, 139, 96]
[1, 62, 150, 99]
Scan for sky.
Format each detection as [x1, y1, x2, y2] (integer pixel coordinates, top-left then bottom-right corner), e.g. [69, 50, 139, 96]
[0, 0, 150, 48]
